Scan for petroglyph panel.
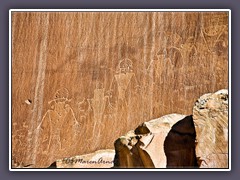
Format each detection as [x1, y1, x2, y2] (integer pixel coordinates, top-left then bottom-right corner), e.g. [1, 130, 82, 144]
[11, 11, 229, 168]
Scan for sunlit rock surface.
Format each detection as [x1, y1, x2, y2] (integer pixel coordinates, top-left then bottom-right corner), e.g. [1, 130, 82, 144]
[11, 11, 228, 168]
[193, 89, 228, 168]
[113, 114, 187, 168]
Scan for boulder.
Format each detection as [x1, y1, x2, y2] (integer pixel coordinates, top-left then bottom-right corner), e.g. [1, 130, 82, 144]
[193, 89, 228, 168]
[113, 114, 187, 168]
[164, 115, 198, 168]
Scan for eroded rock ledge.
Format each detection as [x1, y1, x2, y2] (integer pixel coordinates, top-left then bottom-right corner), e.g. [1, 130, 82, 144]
[38, 89, 229, 168]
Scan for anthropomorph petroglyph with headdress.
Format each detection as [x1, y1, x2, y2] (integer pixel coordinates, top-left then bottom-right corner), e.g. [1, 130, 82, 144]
[87, 82, 108, 138]
[201, 13, 228, 54]
[108, 58, 140, 132]
[109, 58, 139, 108]
[36, 88, 79, 161]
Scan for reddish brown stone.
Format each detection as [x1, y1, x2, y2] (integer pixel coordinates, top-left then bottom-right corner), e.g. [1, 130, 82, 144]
[11, 12, 229, 168]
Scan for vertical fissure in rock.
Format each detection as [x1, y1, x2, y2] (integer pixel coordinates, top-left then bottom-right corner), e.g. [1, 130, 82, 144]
[163, 115, 199, 168]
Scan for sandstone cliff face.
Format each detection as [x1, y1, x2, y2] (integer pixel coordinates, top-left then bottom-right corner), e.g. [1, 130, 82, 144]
[11, 11, 229, 168]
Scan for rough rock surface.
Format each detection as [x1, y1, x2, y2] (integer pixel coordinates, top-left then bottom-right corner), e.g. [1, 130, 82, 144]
[11, 12, 229, 168]
[193, 89, 228, 168]
[113, 114, 187, 168]
[56, 149, 115, 168]
[113, 89, 229, 169]
[49, 88, 229, 169]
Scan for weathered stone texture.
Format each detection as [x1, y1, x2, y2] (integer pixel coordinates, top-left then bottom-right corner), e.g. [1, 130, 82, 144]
[11, 12, 228, 168]
[51, 89, 228, 169]
[193, 89, 228, 168]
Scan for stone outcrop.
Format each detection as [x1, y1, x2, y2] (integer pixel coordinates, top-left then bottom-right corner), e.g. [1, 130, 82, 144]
[113, 114, 188, 168]
[193, 89, 228, 168]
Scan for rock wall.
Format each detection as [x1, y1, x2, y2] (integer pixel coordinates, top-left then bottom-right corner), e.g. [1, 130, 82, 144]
[11, 11, 229, 168]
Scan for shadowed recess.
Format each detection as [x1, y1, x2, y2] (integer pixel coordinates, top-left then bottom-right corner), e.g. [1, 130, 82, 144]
[164, 115, 199, 168]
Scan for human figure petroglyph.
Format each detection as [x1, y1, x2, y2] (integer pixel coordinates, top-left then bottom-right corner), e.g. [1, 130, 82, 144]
[202, 14, 228, 36]
[201, 13, 228, 53]
[88, 82, 108, 137]
[77, 98, 92, 121]
[36, 88, 79, 158]
[90, 83, 107, 118]
[147, 49, 168, 81]
[168, 36, 198, 67]
[163, 31, 182, 46]
[107, 58, 140, 132]
[148, 32, 198, 71]
[109, 58, 139, 109]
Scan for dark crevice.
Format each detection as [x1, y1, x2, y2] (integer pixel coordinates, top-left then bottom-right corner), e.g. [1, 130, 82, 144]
[164, 115, 199, 168]
[47, 161, 57, 168]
